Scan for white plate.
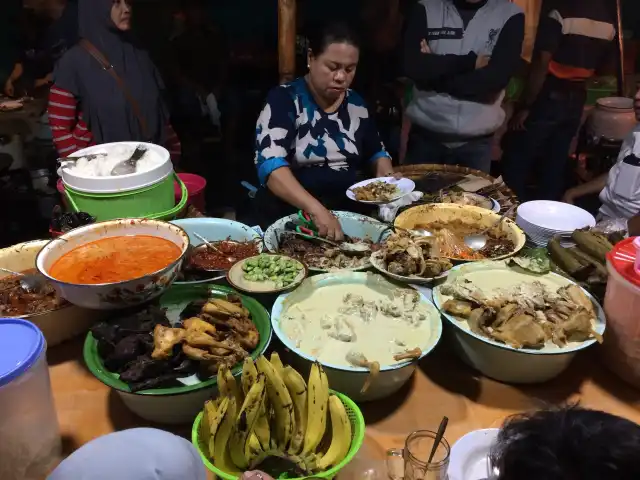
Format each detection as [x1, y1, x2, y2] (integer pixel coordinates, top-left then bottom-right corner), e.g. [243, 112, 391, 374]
[448, 429, 499, 480]
[517, 201, 595, 231]
[347, 177, 415, 204]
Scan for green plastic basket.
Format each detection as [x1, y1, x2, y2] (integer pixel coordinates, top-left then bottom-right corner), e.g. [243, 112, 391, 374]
[65, 173, 188, 221]
[191, 390, 366, 480]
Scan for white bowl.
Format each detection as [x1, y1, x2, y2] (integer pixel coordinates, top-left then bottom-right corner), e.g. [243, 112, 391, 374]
[36, 219, 190, 310]
[448, 429, 499, 480]
[433, 262, 606, 384]
[346, 177, 416, 204]
[369, 250, 450, 285]
[0, 240, 104, 346]
[517, 201, 595, 232]
[271, 272, 442, 401]
[59, 142, 172, 193]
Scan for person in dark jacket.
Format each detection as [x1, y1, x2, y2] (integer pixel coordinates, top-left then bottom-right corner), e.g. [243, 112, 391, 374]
[501, 0, 616, 201]
[402, 0, 524, 172]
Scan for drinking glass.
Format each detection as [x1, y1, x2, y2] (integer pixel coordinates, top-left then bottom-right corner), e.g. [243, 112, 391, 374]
[386, 430, 450, 480]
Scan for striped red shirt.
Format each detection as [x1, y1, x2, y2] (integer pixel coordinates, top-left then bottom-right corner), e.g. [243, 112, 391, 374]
[48, 85, 182, 162]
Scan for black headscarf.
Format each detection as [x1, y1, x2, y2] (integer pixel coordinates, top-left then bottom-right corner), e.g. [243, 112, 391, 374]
[53, 0, 168, 144]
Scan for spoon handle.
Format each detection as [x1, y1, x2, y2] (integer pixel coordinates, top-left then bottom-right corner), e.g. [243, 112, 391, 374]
[427, 416, 449, 464]
[0, 267, 22, 276]
[480, 204, 516, 234]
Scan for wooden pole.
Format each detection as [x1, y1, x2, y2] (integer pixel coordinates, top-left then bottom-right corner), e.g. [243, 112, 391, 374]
[615, 0, 626, 96]
[278, 0, 296, 84]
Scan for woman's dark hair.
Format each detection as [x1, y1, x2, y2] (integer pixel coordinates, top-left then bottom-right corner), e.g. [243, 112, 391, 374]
[491, 406, 640, 480]
[307, 21, 361, 56]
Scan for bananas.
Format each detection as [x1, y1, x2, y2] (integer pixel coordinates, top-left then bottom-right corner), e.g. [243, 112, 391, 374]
[303, 362, 330, 454]
[229, 373, 267, 469]
[256, 355, 295, 451]
[213, 396, 241, 475]
[218, 364, 243, 407]
[316, 395, 352, 470]
[200, 355, 352, 476]
[283, 365, 308, 454]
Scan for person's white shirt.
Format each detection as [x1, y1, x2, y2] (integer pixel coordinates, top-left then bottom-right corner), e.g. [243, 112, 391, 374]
[599, 126, 640, 220]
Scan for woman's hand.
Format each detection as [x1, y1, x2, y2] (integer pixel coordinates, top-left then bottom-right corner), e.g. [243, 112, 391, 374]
[561, 188, 578, 205]
[374, 156, 401, 178]
[4, 79, 14, 97]
[308, 205, 344, 241]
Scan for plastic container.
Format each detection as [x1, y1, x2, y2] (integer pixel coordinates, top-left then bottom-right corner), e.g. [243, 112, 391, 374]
[0, 319, 61, 480]
[58, 142, 182, 221]
[602, 237, 640, 389]
[174, 173, 207, 212]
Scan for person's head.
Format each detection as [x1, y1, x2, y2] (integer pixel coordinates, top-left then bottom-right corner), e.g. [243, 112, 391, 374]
[306, 21, 360, 102]
[48, 428, 207, 480]
[491, 406, 640, 480]
[111, 0, 132, 32]
[78, 0, 132, 40]
[634, 87, 640, 121]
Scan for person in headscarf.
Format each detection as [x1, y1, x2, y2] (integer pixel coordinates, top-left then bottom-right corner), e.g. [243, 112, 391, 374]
[47, 0, 180, 161]
[47, 428, 207, 480]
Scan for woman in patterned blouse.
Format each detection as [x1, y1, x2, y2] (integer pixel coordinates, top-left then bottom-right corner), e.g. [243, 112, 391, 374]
[254, 21, 395, 239]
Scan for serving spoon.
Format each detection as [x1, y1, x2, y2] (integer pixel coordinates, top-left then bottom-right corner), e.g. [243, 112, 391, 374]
[110, 144, 147, 176]
[190, 232, 237, 272]
[464, 205, 516, 251]
[283, 230, 371, 255]
[0, 267, 46, 292]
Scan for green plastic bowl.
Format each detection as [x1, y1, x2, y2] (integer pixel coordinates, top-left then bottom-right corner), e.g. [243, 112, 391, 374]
[191, 390, 365, 480]
[65, 173, 188, 221]
[84, 283, 272, 395]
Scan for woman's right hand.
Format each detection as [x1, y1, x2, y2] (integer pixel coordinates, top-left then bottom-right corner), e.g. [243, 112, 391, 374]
[309, 205, 344, 241]
[4, 79, 14, 97]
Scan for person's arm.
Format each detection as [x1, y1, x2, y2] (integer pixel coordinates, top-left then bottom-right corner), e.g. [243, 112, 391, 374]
[255, 88, 344, 240]
[402, 3, 477, 88]
[4, 62, 24, 96]
[48, 85, 93, 156]
[562, 174, 608, 204]
[359, 105, 395, 176]
[509, 9, 562, 129]
[433, 13, 525, 102]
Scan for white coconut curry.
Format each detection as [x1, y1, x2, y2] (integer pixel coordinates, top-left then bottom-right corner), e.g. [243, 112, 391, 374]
[279, 284, 436, 368]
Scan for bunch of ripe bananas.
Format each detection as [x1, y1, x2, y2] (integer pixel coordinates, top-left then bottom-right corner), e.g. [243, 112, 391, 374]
[200, 353, 353, 476]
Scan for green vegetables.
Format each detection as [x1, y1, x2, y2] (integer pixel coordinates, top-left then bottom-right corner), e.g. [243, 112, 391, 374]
[242, 254, 303, 288]
[509, 247, 551, 274]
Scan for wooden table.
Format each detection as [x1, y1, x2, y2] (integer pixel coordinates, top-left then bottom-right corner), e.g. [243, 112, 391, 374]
[48, 334, 640, 478]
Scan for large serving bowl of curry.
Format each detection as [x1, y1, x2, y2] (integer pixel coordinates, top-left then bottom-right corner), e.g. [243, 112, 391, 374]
[36, 218, 190, 309]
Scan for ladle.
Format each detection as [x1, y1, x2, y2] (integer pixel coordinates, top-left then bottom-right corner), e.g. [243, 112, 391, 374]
[0, 267, 46, 292]
[463, 205, 516, 251]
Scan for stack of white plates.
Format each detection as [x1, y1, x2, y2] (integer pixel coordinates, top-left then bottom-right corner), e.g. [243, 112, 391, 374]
[516, 200, 596, 246]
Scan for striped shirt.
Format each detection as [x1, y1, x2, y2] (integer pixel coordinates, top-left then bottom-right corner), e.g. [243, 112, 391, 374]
[48, 85, 182, 161]
[535, 0, 615, 82]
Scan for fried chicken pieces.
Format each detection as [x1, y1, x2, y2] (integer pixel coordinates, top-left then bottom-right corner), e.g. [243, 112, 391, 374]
[441, 280, 602, 349]
[380, 231, 452, 278]
[152, 295, 260, 374]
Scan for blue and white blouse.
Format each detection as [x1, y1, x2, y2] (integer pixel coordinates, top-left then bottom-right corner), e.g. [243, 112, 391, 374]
[254, 77, 389, 191]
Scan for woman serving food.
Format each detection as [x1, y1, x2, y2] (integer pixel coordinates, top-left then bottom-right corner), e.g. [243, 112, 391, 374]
[253, 21, 395, 240]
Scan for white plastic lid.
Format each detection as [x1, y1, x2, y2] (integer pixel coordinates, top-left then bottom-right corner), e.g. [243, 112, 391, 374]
[59, 142, 172, 194]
